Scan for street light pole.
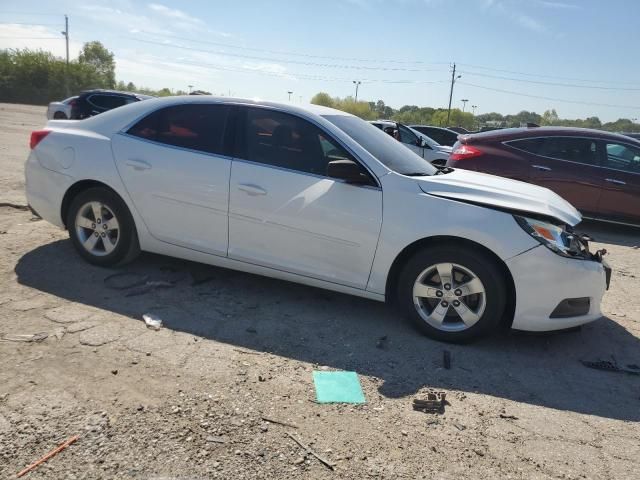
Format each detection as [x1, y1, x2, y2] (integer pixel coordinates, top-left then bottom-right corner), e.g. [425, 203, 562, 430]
[461, 99, 469, 113]
[353, 80, 361, 101]
[188, 85, 193, 94]
[472, 105, 478, 115]
[287, 91, 293, 101]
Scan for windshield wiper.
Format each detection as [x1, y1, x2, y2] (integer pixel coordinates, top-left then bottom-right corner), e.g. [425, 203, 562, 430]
[403, 172, 431, 177]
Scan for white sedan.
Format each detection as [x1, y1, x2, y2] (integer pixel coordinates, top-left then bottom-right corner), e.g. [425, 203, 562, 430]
[46, 96, 78, 120]
[25, 96, 609, 342]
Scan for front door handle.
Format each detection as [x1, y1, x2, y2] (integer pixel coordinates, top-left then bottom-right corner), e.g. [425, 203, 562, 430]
[238, 183, 267, 196]
[126, 159, 152, 171]
[605, 178, 626, 186]
[532, 165, 551, 172]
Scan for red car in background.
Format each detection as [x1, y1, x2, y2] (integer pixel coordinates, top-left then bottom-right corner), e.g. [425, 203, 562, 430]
[446, 127, 640, 226]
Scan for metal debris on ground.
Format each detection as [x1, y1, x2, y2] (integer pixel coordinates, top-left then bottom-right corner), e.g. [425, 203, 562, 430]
[499, 413, 519, 420]
[261, 416, 298, 429]
[581, 359, 640, 375]
[443, 350, 451, 369]
[16, 434, 80, 477]
[1, 332, 49, 343]
[104, 272, 149, 290]
[125, 280, 174, 297]
[286, 432, 335, 470]
[412, 391, 447, 414]
[142, 313, 163, 330]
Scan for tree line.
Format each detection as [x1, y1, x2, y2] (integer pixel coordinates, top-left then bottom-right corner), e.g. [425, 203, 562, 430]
[0, 43, 195, 105]
[1, 43, 638, 134]
[311, 92, 640, 133]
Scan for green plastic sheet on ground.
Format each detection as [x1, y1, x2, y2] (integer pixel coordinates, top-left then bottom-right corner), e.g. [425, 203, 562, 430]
[312, 371, 366, 404]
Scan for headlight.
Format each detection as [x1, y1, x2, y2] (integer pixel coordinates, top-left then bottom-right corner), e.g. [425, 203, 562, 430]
[514, 215, 575, 257]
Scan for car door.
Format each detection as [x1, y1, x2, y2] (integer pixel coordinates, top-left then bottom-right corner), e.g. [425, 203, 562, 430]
[525, 136, 603, 214]
[596, 140, 640, 224]
[228, 106, 382, 289]
[111, 103, 232, 255]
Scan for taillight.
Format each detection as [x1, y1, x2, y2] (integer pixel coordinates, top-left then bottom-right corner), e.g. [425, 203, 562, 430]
[450, 144, 483, 161]
[30, 130, 51, 150]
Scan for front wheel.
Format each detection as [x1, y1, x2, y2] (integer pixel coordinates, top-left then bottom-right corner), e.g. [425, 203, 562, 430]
[397, 245, 507, 343]
[67, 187, 140, 267]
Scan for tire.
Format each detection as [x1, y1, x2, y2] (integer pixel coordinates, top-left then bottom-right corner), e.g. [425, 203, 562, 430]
[66, 187, 140, 267]
[53, 111, 67, 119]
[397, 245, 507, 343]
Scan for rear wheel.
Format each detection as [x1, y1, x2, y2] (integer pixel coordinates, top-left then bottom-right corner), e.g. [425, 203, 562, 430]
[397, 245, 507, 343]
[67, 187, 140, 267]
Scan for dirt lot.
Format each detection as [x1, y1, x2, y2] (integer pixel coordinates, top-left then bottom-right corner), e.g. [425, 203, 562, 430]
[0, 103, 639, 479]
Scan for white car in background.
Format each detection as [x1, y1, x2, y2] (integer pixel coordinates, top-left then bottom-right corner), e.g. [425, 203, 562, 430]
[25, 96, 609, 342]
[46, 96, 78, 120]
[370, 120, 452, 166]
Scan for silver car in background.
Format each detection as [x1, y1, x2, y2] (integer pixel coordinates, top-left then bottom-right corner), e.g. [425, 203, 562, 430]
[46, 96, 78, 120]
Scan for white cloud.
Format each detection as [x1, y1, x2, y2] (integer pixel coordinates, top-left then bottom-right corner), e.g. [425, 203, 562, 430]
[536, 1, 579, 9]
[513, 13, 546, 33]
[148, 3, 203, 25]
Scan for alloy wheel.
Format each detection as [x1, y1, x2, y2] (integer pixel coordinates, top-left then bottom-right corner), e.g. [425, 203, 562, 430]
[74, 201, 120, 257]
[412, 262, 486, 332]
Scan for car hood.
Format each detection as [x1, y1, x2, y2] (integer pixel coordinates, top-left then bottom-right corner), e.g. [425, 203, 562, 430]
[416, 168, 582, 226]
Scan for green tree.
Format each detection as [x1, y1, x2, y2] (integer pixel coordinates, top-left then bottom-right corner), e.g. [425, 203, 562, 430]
[541, 109, 560, 126]
[310, 92, 333, 107]
[78, 41, 115, 88]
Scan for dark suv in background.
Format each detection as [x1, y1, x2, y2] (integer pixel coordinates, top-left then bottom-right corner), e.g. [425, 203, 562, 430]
[70, 89, 153, 119]
[446, 126, 640, 226]
[409, 125, 460, 146]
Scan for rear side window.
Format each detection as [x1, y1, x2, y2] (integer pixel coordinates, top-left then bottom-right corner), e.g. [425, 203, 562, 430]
[506, 138, 544, 155]
[398, 125, 418, 145]
[88, 94, 129, 110]
[127, 104, 230, 155]
[604, 142, 640, 172]
[236, 107, 354, 176]
[537, 137, 599, 165]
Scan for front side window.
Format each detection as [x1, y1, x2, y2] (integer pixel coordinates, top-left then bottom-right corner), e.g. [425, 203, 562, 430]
[537, 137, 599, 165]
[605, 142, 640, 173]
[398, 125, 418, 145]
[127, 104, 229, 155]
[237, 107, 354, 176]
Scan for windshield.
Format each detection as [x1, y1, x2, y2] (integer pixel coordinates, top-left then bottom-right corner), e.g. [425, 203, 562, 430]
[323, 115, 437, 176]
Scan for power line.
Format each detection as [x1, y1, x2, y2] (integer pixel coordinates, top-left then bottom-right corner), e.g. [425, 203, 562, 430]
[127, 37, 445, 72]
[458, 81, 640, 110]
[0, 35, 60, 39]
[459, 70, 640, 91]
[0, 22, 60, 26]
[144, 55, 451, 85]
[135, 31, 451, 66]
[458, 62, 639, 86]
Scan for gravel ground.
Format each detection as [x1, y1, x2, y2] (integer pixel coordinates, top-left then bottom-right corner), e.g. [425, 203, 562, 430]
[0, 104, 639, 479]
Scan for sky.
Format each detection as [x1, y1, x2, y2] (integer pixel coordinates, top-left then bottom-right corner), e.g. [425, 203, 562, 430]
[1, 0, 639, 122]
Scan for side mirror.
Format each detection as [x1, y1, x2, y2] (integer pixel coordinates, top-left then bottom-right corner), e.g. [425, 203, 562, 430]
[327, 159, 373, 185]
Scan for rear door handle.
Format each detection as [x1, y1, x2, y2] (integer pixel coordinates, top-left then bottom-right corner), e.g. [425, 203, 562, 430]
[605, 178, 626, 186]
[125, 159, 152, 171]
[532, 165, 551, 172]
[238, 183, 267, 196]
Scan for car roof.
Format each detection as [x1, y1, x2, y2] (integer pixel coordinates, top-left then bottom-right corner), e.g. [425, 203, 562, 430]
[79, 89, 155, 99]
[463, 126, 640, 145]
[72, 95, 355, 135]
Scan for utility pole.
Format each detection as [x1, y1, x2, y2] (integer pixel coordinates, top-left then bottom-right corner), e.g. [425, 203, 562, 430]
[353, 80, 362, 101]
[461, 99, 468, 112]
[446, 63, 461, 126]
[61, 15, 69, 96]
